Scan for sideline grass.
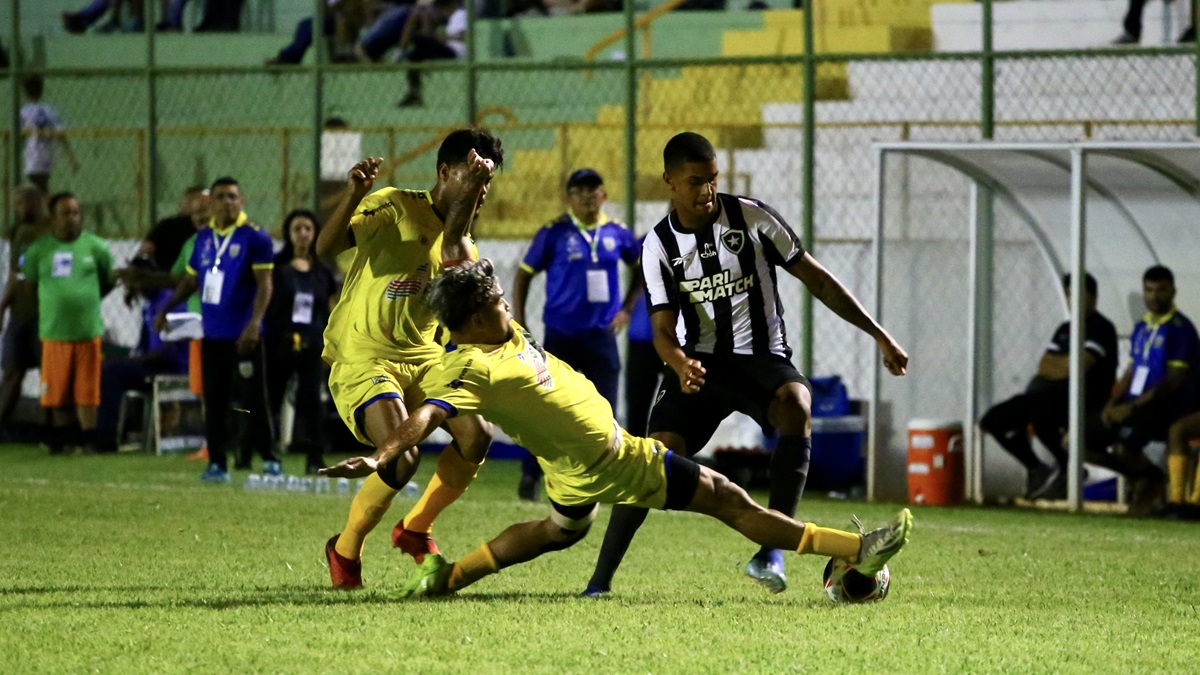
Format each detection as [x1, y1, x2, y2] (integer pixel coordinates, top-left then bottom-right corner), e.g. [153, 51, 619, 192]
[2, 444, 1199, 673]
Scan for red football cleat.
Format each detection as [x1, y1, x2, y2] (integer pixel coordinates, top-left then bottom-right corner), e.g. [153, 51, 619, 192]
[325, 535, 362, 589]
[391, 520, 440, 564]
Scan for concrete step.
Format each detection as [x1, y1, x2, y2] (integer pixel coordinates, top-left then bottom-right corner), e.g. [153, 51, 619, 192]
[933, 0, 1192, 50]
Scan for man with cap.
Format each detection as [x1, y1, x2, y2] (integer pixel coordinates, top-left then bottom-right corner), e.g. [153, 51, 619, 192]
[511, 168, 642, 500]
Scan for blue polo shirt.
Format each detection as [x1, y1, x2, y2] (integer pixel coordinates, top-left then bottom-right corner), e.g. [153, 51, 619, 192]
[186, 214, 275, 341]
[521, 212, 638, 336]
[1127, 307, 1199, 406]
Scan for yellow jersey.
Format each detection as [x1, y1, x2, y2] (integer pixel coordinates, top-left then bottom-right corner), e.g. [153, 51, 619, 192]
[323, 188, 455, 365]
[423, 324, 627, 496]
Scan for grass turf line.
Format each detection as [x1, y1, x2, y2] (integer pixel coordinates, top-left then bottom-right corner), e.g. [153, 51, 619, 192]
[2, 444, 1199, 673]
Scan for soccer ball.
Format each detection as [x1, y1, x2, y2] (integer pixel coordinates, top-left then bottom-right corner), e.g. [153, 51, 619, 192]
[822, 557, 890, 603]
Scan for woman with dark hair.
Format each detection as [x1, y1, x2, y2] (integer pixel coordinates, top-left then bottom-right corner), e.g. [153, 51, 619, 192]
[265, 209, 336, 473]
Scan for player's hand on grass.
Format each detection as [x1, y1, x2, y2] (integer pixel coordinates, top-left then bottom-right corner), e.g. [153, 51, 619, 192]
[674, 358, 706, 394]
[878, 336, 909, 376]
[318, 455, 381, 478]
[348, 157, 383, 198]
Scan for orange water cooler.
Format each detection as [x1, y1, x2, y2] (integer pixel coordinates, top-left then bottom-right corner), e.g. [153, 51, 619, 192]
[907, 420, 964, 506]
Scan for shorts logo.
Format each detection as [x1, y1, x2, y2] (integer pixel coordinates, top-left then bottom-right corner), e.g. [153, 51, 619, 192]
[385, 264, 430, 300]
[654, 388, 666, 406]
[370, 375, 390, 385]
[721, 230, 744, 255]
[238, 360, 254, 378]
[449, 379, 464, 389]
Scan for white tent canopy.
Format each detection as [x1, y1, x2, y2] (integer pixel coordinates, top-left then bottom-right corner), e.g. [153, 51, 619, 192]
[869, 141, 1200, 511]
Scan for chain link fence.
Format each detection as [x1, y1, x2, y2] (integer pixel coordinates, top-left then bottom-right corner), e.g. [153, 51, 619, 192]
[2, 11, 1198, 460]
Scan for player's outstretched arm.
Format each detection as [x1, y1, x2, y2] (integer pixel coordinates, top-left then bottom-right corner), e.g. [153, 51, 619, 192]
[316, 157, 382, 258]
[320, 403, 450, 478]
[785, 253, 909, 376]
[441, 149, 494, 265]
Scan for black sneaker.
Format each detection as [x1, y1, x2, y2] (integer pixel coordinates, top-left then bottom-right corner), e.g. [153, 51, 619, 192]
[1025, 463, 1059, 500]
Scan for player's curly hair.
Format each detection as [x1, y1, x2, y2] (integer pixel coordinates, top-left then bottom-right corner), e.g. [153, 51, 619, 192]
[428, 259, 502, 331]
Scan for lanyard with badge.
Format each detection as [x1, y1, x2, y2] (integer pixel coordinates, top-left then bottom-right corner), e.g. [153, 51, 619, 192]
[1129, 321, 1163, 397]
[573, 217, 609, 304]
[201, 228, 235, 305]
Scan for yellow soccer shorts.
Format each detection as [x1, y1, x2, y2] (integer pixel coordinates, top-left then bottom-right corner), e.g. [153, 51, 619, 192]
[329, 358, 437, 446]
[543, 428, 698, 511]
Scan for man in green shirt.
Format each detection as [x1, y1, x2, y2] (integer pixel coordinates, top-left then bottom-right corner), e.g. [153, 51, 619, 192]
[22, 192, 114, 453]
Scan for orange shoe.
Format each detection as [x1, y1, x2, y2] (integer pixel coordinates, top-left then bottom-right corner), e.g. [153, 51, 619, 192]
[325, 535, 362, 589]
[391, 520, 440, 564]
[186, 446, 209, 462]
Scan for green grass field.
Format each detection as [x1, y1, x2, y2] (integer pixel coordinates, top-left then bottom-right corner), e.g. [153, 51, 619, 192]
[3, 444, 1198, 673]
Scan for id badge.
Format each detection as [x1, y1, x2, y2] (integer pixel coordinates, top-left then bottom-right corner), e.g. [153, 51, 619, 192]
[202, 268, 225, 305]
[51, 252, 73, 278]
[292, 291, 315, 325]
[586, 269, 610, 304]
[1129, 365, 1150, 397]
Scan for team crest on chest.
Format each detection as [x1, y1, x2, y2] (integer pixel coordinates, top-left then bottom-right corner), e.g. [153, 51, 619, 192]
[721, 230, 744, 255]
[229, 243, 242, 259]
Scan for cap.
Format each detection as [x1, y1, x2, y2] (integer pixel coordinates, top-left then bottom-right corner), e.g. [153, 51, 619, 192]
[566, 168, 604, 189]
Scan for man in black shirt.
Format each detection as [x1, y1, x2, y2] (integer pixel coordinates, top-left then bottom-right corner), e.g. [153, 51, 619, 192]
[980, 273, 1118, 500]
[136, 186, 211, 273]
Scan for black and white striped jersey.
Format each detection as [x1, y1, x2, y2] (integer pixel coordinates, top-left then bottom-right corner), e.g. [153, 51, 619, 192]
[642, 193, 805, 357]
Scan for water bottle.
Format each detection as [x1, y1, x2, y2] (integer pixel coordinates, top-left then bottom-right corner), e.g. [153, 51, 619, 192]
[314, 477, 332, 494]
[336, 477, 351, 494]
[403, 481, 420, 497]
[355, 478, 366, 493]
[301, 477, 315, 493]
[287, 476, 303, 492]
[267, 475, 286, 492]
[243, 474, 262, 492]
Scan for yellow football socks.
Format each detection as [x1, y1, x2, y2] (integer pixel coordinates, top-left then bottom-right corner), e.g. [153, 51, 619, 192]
[448, 543, 500, 592]
[335, 473, 399, 560]
[402, 447, 483, 534]
[797, 524, 862, 561]
[1168, 454, 1187, 504]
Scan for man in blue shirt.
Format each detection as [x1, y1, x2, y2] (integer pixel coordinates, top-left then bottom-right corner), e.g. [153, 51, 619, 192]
[511, 168, 641, 499]
[157, 176, 281, 483]
[1085, 265, 1199, 513]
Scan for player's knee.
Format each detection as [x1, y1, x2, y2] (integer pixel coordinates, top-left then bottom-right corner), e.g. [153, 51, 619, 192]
[773, 392, 810, 435]
[375, 447, 418, 490]
[711, 472, 751, 512]
[541, 521, 591, 553]
[455, 418, 494, 463]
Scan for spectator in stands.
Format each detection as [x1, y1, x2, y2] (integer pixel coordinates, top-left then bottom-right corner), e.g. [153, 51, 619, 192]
[266, 0, 368, 65]
[94, 258, 190, 453]
[0, 186, 49, 437]
[155, 0, 194, 31]
[1114, 0, 1195, 44]
[62, 0, 145, 34]
[1084, 265, 1199, 513]
[979, 273, 1118, 500]
[20, 77, 79, 196]
[194, 0, 246, 32]
[624, 245, 658, 437]
[264, 209, 336, 474]
[156, 176, 281, 483]
[22, 192, 115, 454]
[396, 0, 466, 107]
[510, 168, 640, 500]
